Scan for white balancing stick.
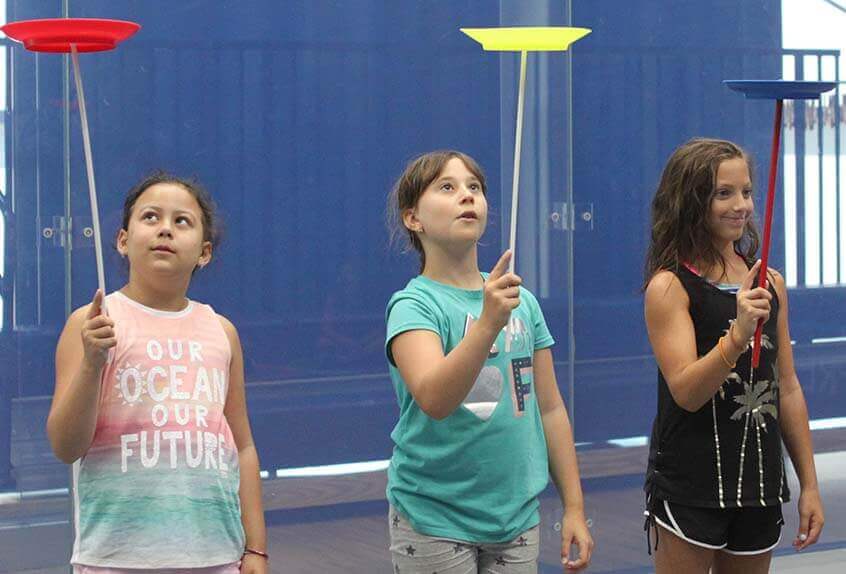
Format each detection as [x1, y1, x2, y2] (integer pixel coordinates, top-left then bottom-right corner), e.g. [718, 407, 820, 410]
[509, 49, 528, 274]
[507, 50, 528, 339]
[71, 45, 107, 302]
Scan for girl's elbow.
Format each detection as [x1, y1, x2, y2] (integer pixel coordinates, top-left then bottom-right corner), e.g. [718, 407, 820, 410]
[55, 449, 80, 465]
[49, 438, 81, 464]
[414, 390, 453, 420]
[418, 399, 452, 420]
[667, 385, 703, 413]
[46, 419, 83, 464]
[408, 378, 453, 420]
[676, 401, 701, 413]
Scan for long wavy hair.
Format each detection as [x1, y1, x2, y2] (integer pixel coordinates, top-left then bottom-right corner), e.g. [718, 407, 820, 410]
[644, 138, 760, 288]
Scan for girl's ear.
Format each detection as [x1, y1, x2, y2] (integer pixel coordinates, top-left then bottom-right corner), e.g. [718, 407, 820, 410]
[402, 208, 423, 233]
[197, 241, 213, 269]
[116, 229, 129, 257]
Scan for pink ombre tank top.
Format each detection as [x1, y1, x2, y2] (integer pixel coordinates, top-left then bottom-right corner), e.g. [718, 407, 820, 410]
[72, 291, 245, 568]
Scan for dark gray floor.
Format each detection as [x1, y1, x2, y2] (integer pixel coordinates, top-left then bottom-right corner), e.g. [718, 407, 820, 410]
[3, 450, 844, 573]
[254, 451, 846, 573]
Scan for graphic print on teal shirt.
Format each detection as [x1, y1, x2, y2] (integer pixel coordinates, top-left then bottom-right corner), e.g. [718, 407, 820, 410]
[385, 274, 554, 543]
[462, 313, 534, 419]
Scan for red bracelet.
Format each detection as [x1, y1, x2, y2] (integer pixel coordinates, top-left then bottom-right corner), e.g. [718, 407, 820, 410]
[243, 547, 269, 560]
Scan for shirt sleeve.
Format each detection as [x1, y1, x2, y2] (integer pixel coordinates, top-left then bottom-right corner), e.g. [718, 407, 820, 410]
[385, 293, 443, 366]
[522, 288, 554, 350]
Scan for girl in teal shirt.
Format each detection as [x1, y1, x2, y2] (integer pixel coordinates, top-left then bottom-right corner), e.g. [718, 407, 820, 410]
[385, 150, 593, 572]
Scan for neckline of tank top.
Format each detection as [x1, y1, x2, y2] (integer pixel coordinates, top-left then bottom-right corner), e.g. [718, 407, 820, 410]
[111, 290, 195, 318]
[681, 262, 742, 294]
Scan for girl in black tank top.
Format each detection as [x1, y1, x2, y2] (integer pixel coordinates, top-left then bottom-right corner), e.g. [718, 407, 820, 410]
[642, 139, 824, 573]
[647, 262, 786, 508]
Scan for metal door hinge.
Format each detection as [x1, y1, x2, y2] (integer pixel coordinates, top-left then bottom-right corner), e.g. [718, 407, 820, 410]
[40, 215, 95, 248]
[550, 202, 594, 231]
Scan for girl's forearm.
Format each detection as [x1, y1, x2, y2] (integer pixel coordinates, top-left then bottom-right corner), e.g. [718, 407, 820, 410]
[238, 444, 267, 552]
[414, 320, 500, 419]
[542, 404, 585, 512]
[667, 333, 745, 412]
[779, 384, 818, 490]
[47, 364, 102, 463]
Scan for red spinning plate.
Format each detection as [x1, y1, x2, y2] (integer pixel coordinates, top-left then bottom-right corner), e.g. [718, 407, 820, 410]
[1, 18, 140, 53]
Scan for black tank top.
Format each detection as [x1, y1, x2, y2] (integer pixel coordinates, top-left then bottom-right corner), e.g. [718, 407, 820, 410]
[644, 265, 790, 508]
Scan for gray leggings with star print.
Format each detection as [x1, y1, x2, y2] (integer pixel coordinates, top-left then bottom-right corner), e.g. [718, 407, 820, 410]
[388, 506, 540, 574]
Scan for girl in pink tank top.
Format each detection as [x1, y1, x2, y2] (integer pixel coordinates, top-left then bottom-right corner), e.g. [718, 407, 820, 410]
[49, 174, 268, 574]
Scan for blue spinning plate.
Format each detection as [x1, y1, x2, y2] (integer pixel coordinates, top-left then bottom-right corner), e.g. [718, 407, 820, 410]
[723, 80, 836, 100]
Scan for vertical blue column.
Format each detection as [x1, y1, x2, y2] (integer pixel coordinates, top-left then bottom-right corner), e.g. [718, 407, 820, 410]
[0, 44, 15, 490]
[0, 331, 13, 489]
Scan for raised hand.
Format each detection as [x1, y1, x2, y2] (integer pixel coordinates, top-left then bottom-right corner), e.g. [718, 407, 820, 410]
[733, 260, 772, 345]
[80, 290, 116, 371]
[480, 250, 522, 333]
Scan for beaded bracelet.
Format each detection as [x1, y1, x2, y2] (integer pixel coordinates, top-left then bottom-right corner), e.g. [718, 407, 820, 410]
[243, 547, 269, 560]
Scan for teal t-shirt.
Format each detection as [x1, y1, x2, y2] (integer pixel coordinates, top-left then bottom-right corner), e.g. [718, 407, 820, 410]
[385, 274, 555, 543]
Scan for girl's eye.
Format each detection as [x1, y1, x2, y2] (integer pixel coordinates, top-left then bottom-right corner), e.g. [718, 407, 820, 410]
[742, 189, 753, 198]
[440, 183, 454, 192]
[176, 216, 191, 225]
[469, 183, 480, 191]
[142, 212, 158, 221]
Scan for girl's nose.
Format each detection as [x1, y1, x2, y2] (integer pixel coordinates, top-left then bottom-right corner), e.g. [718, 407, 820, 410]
[733, 195, 749, 211]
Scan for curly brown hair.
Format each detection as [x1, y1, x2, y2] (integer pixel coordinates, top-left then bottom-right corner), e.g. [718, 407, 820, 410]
[644, 138, 760, 288]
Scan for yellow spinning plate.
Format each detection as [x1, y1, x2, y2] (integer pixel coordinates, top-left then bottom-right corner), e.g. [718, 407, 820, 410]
[460, 26, 591, 281]
[460, 26, 590, 51]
